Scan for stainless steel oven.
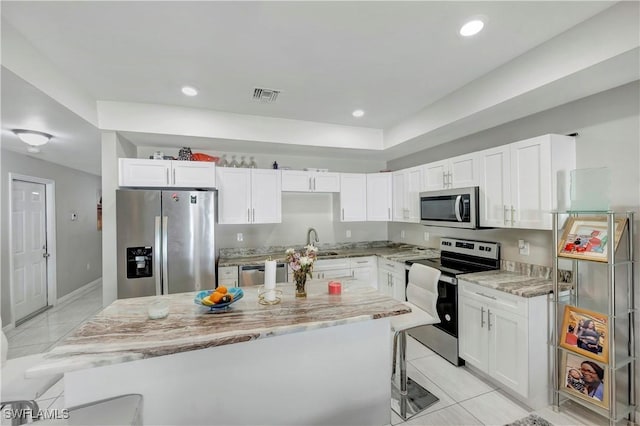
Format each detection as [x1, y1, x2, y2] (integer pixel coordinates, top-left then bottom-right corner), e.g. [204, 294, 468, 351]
[405, 237, 500, 366]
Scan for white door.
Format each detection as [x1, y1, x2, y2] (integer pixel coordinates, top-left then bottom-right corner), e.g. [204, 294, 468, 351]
[449, 153, 479, 188]
[216, 168, 251, 224]
[478, 145, 511, 228]
[458, 297, 489, 371]
[313, 172, 341, 192]
[392, 171, 406, 221]
[366, 173, 392, 221]
[172, 161, 216, 188]
[340, 173, 367, 222]
[251, 169, 281, 224]
[406, 167, 423, 223]
[12, 180, 48, 321]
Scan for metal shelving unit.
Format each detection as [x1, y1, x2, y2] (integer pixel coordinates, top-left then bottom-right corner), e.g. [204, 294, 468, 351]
[551, 211, 635, 425]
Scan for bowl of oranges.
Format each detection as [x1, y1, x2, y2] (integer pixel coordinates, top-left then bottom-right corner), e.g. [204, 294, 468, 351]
[194, 286, 244, 312]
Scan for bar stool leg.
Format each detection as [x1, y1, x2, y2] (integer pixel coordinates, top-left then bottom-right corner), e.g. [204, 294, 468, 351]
[391, 330, 439, 421]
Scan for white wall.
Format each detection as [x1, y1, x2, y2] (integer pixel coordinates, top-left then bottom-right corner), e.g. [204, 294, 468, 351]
[1, 149, 102, 326]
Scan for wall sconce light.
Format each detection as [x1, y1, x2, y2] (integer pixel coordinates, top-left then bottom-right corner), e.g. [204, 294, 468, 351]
[12, 129, 53, 153]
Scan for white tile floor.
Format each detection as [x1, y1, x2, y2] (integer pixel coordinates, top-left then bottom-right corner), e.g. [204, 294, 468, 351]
[3, 281, 626, 425]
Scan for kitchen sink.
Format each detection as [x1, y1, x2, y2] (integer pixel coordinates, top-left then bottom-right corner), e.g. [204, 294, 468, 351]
[316, 251, 339, 257]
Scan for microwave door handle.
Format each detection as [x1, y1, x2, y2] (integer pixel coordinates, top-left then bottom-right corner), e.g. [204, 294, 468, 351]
[454, 195, 462, 222]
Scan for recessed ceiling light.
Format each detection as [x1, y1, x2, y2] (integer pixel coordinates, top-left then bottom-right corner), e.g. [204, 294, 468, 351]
[460, 19, 484, 37]
[352, 109, 365, 118]
[181, 86, 198, 96]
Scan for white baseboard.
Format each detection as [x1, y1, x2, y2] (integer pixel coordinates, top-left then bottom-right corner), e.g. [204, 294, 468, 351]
[56, 277, 102, 306]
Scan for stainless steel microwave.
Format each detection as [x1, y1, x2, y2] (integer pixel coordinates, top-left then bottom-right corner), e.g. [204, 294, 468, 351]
[419, 186, 479, 229]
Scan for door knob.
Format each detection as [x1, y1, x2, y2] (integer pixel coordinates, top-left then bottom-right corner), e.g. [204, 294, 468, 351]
[43, 252, 50, 258]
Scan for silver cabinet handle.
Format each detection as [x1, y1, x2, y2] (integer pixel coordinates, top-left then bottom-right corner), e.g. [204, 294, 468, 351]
[309, 177, 312, 191]
[447, 172, 452, 187]
[442, 172, 446, 188]
[476, 291, 497, 300]
[388, 207, 391, 220]
[487, 309, 493, 331]
[172, 168, 176, 185]
[355, 260, 368, 264]
[342, 208, 344, 220]
[166, 168, 170, 185]
[247, 209, 251, 222]
[504, 205, 509, 226]
[313, 177, 316, 191]
[510, 206, 515, 226]
[480, 306, 485, 328]
[252, 208, 255, 222]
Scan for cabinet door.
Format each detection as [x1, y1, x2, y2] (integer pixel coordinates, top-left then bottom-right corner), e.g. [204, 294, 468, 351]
[510, 137, 552, 230]
[366, 173, 392, 221]
[392, 171, 407, 221]
[478, 145, 511, 228]
[340, 173, 367, 222]
[423, 160, 448, 191]
[251, 169, 282, 224]
[216, 168, 251, 224]
[281, 170, 311, 192]
[391, 272, 406, 301]
[406, 167, 423, 223]
[313, 173, 341, 192]
[450, 153, 479, 189]
[458, 296, 489, 371]
[377, 268, 392, 297]
[488, 306, 528, 396]
[172, 161, 216, 188]
[352, 267, 376, 288]
[119, 159, 171, 187]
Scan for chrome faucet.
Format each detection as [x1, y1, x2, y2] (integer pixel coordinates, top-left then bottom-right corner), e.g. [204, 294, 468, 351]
[307, 228, 319, 246]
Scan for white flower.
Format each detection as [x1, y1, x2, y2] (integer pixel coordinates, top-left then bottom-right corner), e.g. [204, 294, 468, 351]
[299, 256, 311, 266]
[285, 248, 295, 255]
[305, 245, 318, 252]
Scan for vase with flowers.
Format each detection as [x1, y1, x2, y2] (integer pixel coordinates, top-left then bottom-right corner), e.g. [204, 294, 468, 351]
[285, 245, 318, 298]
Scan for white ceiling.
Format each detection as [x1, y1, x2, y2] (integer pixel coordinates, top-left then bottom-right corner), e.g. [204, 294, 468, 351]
[0, 1, 631, 175]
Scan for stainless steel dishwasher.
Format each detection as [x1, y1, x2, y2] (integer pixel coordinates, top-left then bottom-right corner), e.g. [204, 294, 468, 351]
[239, 263, 287, 287]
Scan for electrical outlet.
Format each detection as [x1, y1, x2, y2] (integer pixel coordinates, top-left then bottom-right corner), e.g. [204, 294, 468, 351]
[237, 233, 243, 242]
[518, 239, 530, 256]
[346, 230, 351, 238]
[401, 230, 406, 239]
[424, 231, 430, 241]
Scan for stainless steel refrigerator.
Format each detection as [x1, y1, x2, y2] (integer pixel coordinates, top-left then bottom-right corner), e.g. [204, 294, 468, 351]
[116, 189, 217, 299]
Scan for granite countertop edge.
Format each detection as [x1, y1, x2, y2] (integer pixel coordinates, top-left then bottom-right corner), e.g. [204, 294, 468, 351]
[458, 270, 573, 298]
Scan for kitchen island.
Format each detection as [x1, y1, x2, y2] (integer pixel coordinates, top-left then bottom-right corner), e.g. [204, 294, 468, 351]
[27, 280, 410, 425]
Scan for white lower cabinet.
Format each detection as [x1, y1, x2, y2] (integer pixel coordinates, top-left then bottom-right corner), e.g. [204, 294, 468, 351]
[458, 280, 549, 409]
[377, 260, 406, 301]
[218, 266, 239, 287]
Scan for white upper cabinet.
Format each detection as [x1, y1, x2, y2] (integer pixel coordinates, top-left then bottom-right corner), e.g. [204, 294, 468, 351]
[366, 173, 392, 221]
[119, 158, 216, 188]
[478, 134, 575, 230]
[216, 168, 281, 224]
[423, 152, 479, 191]
[392, 166, 422, 223]
[281, 170, 340, 192]
[339, 173, 367, 222]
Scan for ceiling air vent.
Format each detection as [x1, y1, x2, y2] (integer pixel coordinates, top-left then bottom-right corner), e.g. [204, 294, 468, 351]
[253, 88, 280, 103]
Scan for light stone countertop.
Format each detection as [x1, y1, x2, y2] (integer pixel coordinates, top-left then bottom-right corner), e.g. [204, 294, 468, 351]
[218, 243, 439, 267]
[26, 280, 410, 378]
[458, 269, 573, 298]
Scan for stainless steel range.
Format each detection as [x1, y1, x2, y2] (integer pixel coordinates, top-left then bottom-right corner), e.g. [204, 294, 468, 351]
[405, 237, 500, 366]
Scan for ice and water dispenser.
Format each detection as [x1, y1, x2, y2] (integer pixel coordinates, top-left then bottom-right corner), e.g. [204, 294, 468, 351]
[126, 246, 153, 278]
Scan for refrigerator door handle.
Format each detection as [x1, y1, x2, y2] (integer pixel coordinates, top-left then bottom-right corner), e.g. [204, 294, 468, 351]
[162, 216, 169, 294]
[154, 216, 162, 296]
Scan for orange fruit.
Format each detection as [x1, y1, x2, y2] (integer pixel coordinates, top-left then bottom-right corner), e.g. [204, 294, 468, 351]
[209, 292, 224, 303]
[216, 286, 228, 295]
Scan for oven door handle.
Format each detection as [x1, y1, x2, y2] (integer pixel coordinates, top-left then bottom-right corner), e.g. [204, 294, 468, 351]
[454, 195, 462, 222]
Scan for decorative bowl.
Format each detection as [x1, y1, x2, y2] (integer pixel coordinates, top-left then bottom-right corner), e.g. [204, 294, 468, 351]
[194, 287, 244, 312]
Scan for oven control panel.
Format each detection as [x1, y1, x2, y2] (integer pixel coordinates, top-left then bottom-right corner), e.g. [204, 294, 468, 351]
[440, 238, 500, 260]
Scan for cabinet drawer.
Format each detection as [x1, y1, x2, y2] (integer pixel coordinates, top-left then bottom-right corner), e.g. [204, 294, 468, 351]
[378, 259, 404, 275]
[315, 258, 351, 271]
[459, 280, 528, 317]
[349, 256, 377, 269]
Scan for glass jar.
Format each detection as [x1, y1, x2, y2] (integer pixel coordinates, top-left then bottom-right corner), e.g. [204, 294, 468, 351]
[229, 155, 239, 168]
[219, 154, 229, 167]
[239, 156, 248, 168]
[249, 157, 258, 168]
